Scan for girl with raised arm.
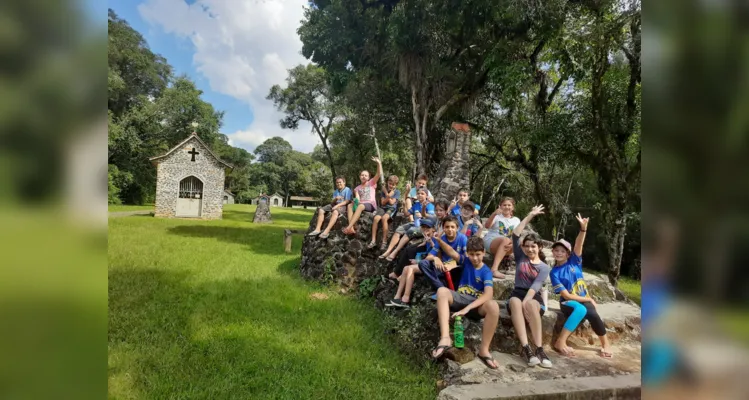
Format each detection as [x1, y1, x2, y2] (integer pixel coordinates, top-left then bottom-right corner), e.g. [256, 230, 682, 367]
[482, 197, 521, 279]
[506, 205, 553, 369]
[550, 214, 612, 358]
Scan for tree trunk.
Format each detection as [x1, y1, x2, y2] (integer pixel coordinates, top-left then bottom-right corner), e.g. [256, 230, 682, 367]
[311, 120, 337, 187]
[606, 212, 627, 286]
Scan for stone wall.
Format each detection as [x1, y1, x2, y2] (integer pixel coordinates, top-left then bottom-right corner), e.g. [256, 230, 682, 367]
[301, 210, 641, 365]
[434, 123, 471, 201]
[154, 136, 226, 220]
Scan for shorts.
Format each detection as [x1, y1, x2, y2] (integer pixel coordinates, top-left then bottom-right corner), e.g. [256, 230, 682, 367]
[356, 203, 375, 212]
[506, 287, 546, 316]
[483, 233, 510, 253]
[320, 204, 341, 213]
[449, 290, 483, 320]
[395, 222, 422, 238]
[375, 207, 397, 218]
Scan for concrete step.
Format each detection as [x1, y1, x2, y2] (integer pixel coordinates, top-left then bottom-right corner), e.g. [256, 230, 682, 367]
[438, 374, 641, 400]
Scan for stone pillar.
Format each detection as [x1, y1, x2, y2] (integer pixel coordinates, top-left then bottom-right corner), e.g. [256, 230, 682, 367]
[435, 122, 471, 201]
[253, 199, 272, 224]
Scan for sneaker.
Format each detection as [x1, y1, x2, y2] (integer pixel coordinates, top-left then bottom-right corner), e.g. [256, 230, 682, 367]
[522, 344, 540, 367]
[536, 347, 553, 369]
[386, 299, 410, 308]
[430, 293, 438, 301]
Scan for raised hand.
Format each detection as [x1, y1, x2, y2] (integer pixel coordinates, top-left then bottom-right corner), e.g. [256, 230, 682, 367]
[405, 181, 412, 191]
[371, 156, 381, 164]
[576, 213, 589, 230]
[529, 204, 545, 216]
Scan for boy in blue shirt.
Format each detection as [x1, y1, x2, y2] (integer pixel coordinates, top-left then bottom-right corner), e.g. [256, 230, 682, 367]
[430, 236, 500, 369]
[457, 201, 483, 238]
[308, 176, 352, 239]
[450, 188, 479, 216]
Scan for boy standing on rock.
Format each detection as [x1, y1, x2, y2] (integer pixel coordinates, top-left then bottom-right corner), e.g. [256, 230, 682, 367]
[430, 236, 500, 369]
[308, 176, 352, 239]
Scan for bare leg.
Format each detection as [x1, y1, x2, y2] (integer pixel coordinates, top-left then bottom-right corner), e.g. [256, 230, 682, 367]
[389, 235, 411, 259]
[381, 233, 402, 257]
[402, 265, 422, 303]
[321, 210, 339, 235]
[523, 300, 544, 347]
[394, 268, 410, 299]
[346, 203, 353, 221]
[345, 205, 366, 230]
[508, 298, 528, 346]
[490, 237, 511, 278]
[478, 301, 500, 368]
[599, 335, 612, 357]
[371, 214, 382, 243]
[405, 197, 413, 213]
[381, 214, 391, 243]
[432, 287, 454, 358]
[314, 209, 325, 232]
[554, 328, 576, 356]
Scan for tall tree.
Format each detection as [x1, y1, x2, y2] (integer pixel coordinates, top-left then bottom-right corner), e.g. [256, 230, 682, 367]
[267, 64, 340, 185]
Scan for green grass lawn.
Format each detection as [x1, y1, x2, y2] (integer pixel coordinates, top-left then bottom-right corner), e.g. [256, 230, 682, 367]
[108, 204, 438, 399]
[108, 204, 154, 212]
[618, 276, 641, 306]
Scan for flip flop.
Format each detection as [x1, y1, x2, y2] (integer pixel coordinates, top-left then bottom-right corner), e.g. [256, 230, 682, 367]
[600, 349, 613, 359]
[319, 233, 329, 239]
[378, 253, 389, 259]
[307, 231, 321, 236]
[478, 354, 499, 369]
[385, 255, 395, 262]
[431, 344, 453, 360]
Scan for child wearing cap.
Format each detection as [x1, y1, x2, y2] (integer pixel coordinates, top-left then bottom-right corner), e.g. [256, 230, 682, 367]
[550, 213, 612, 358]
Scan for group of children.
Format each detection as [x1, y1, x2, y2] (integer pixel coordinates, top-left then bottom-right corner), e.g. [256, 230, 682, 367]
[307, 158, 613, 370]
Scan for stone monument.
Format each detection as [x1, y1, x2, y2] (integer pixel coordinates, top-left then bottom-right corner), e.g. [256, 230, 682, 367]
[252, 193, 272, 224]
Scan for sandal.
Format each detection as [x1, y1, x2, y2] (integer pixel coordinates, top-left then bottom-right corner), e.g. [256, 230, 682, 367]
[379, 252, 390, 259]
[367, 241, 377, 249]
[319, 233, 329, 239]
[307, 230, 321, 236]
[478, 354, 499, 369]
[431, 338, 453, 360]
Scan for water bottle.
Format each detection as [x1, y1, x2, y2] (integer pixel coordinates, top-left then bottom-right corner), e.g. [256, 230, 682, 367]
[353, 198, 359, 212]
[454, 316, 465, 348]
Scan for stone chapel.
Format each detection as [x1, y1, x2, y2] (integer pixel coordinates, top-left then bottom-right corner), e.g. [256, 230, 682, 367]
[149, 132, 233, 219]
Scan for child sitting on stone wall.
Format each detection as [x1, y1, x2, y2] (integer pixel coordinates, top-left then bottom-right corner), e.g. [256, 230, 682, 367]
[308, 176, 352, 239]
[457, 200, 483, 238]
[388, 200, 450, 280]
[341, 157, 383, 236]
[403, 174, 434, 216]
[430, 235, 500, 369]
[368, 175, 401, 250]
[379, 188, 434, 262]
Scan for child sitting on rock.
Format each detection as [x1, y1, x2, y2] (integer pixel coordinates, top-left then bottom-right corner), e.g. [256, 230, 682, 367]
[506, 204, 553, 369]
[403, 174, 434, 215]
[387, 216, 467, 308]
[368, 175, 401, 250]
[389, 200, 450, 280]
[308, 176, 352, 239]
[342, 157, 383, 236]
[449, 188, 479, 216]
[457, 201, 483, 238]
[430, 236, 500, 369]
[550, 213, 612, 358]
[379, 188, 434, 262]
[483, 196, 520, 279]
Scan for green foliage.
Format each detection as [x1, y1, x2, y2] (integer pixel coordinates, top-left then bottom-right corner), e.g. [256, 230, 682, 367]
[358, 277, 381, 298]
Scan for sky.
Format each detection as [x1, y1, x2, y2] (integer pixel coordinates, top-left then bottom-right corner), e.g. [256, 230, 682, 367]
[105, 0, 318, 154]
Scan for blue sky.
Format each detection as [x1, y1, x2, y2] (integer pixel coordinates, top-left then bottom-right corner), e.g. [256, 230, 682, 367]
[105, 0, 317, 153]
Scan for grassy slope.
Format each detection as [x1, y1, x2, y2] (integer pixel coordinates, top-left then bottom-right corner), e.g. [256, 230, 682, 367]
[108, 204, 154, 212]
[108, 204, 437, 400]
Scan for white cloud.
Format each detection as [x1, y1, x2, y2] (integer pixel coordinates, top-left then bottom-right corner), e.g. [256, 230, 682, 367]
[137, 0, 320, 152]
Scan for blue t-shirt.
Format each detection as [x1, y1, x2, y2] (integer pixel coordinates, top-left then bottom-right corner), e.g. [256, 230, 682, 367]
[333, 187, 352, 204]
[409, 201, 435, 226]
[550, 252, 589, 298]
[380, 188, 401, 210]
[457, 215, 480, 237]
[457, 258, 494, 298]
[450, 203, 480, 216]
[429, 232, 468, 262]
[408, 187, 433, 199]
